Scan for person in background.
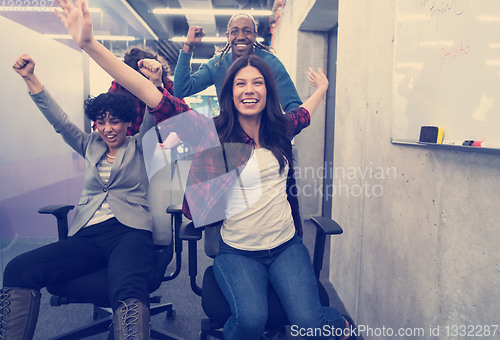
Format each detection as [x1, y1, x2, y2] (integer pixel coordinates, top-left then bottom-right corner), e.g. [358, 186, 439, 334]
[109, 47, 167, 135]
[104, 46, 182, 148]
[173, 13, 303, 112]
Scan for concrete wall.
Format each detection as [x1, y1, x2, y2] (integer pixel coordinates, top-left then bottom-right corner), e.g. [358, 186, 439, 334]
[331, 0, 500, 338]
[273, 0, 329, 218]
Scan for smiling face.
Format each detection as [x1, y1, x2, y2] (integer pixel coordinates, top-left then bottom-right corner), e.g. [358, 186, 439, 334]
[226, 15, 257, 58]
[233, 65, 267, 120]
[94, 111, 129, 152]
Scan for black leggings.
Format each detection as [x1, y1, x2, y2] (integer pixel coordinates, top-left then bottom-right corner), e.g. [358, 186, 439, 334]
[3, 218, 156, 310]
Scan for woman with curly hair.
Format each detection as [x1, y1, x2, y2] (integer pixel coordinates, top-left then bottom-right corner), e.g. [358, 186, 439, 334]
[1, 53, 176, 339]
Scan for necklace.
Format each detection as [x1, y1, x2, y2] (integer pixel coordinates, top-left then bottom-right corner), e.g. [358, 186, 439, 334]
[105, 153, 116, 159]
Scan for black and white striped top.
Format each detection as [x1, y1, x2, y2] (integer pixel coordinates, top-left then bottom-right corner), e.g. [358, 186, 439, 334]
[86, 156, 115, 226]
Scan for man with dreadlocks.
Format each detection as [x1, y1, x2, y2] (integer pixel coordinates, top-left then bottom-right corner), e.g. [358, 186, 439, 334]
[173, 13, 303, 112]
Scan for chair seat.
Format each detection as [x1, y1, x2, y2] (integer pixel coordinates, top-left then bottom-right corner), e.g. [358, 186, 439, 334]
[201, 266, 329, 330]
[47, 268, 111, 307]
[47, 244, 173, 308]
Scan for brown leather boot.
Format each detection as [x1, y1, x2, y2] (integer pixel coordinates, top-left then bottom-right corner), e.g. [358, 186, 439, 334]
[113, 298, 150, 339]
[0, 287, 41, 340]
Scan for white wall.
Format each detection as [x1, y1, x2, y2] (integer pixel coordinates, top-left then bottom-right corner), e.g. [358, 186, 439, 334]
[0, 15, 86, 241]
[0, 15, 85, 198]
[89, 58, 114, 96]
[331, 0, 500, 337]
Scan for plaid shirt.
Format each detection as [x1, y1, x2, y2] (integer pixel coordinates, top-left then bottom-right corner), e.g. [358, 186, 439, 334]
[98, 79, 187, 135]
[150, 87, 310, 235]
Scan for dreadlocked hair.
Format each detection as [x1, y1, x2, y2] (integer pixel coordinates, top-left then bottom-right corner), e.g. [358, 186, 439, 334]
[214, 54, 293, 175]
[214, 13, 273, 67]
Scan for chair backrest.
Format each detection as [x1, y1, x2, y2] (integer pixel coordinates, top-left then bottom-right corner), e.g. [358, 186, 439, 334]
[147, 160, 173, 245]
[143, 127, 190, 246]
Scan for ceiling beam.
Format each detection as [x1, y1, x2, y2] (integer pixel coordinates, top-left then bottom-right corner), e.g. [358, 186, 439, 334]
[178, 0, 218, 36]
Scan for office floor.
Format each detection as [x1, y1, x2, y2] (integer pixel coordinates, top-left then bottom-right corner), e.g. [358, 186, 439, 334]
[2, 220, 356, 340]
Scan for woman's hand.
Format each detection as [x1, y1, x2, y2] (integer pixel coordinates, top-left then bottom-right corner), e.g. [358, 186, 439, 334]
[12, 54, 43, 94]
[56, 0, 163, 109]
[138, 58, 163, 87]
[308, 67, 329, 93]
[55, 0, 94, 49]
[12, 54, 35, 79]
[300, 67, 329, 117]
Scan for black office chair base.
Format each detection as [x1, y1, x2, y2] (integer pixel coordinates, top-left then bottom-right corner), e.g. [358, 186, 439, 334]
[48, 308, 112, 340]
[199, 320, 287, 340]
[48, 302, 178, 340]
[151, 328, 185, 340]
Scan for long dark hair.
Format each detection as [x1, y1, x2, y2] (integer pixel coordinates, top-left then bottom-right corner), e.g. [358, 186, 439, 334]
[215, 55, 293, 174]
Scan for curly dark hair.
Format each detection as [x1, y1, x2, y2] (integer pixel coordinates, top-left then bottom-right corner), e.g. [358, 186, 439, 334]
[84, 92, 137, 122]
[123, 46, 170, 85]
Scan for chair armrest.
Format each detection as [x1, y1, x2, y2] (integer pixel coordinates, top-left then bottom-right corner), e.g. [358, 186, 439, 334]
[38, 204, 75, 216]
[310, 216, 343, 235]
[38, 205, 74, 241]
[179, 222, 203, 241]
[309, 216, 343, 279]
[166, 204, 183, 232]
[166, 204, 182, 214]
[178, 221, 203, 296]
[163, 204, 185, 282]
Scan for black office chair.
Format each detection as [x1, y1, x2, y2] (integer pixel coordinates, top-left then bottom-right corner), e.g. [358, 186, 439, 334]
[168, 205, 343, 340]
[38, 204, 184, 340]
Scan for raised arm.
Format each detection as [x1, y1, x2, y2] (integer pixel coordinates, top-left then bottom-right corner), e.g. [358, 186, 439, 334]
[300, 67, 329, 117]
[12, 53, 90, 155]
[173, 25, 215, 98]
[12, 54, 43, 94]
[182, 25, 205, 54]
[55, 0, 163, 109]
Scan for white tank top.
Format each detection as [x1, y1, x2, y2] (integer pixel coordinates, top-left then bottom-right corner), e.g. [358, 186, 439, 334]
[221, 148, 295, 250]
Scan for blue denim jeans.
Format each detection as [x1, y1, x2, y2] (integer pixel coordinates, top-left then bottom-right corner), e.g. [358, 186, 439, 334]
[213, 234, 346, 340]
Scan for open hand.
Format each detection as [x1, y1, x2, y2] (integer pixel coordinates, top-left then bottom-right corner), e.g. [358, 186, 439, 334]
[308, 67, 329, 93]
[54, 0, 93, 49]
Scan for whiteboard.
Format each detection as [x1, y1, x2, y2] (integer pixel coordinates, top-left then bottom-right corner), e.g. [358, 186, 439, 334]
[392, 0, 500, 148]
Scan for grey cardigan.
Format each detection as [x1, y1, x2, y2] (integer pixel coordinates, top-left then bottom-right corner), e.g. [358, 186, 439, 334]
[31, 90, 154, 236]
